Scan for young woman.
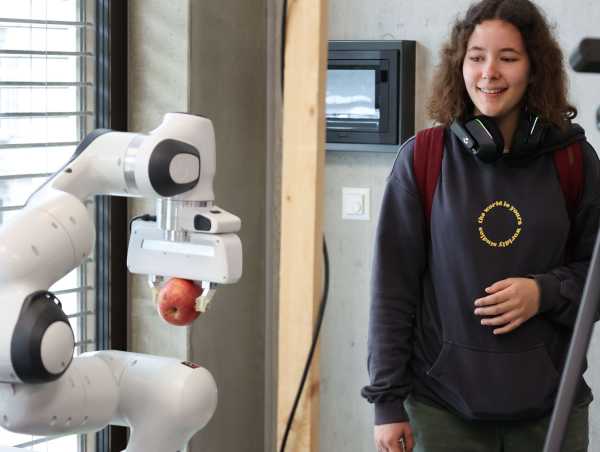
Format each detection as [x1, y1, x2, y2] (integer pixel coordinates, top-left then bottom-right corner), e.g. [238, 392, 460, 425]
[361, 1, 600, 451]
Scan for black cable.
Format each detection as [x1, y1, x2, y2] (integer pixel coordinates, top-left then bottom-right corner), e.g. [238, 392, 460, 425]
[280, 0, 288, 93]
[279, 238, 330, 452]
[128, 214, 156, 235]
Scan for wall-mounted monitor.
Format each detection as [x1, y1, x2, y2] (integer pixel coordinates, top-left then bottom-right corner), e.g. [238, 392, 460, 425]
[326, 40, 415, 152]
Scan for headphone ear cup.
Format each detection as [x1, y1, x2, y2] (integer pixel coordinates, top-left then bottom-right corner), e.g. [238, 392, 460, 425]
[450, 120, 477, 151]
[529, 118, 545, 148]
[512, 113, 545, 153]
[463, 116, 504, 163]
[526, 115, 545, 148]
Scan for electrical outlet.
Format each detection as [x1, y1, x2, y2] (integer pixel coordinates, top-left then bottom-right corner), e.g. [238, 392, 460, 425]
[342, 187, 370, 221]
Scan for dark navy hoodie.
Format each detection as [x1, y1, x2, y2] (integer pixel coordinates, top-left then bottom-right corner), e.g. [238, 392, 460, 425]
[361, 123, 600, 425]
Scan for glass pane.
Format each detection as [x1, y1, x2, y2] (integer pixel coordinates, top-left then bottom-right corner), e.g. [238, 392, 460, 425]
[0, 86, 82, 113]
[49, 268, 79, 292]
[0, 176, 47, 207]
[0, 429, 39, 448]
[326, 69, 380, 120]
[0, 427, 81, 448]
[57, 291, 80, 316]
[0, 55, 88, 83]
[84, 310, 95, 352]
[0, 146, 75, 177]
[0, 22, 79, 52]
[0, 207, 20, 225]
[84, 256, 95, 288]
[0, 0, 78, 23]
[0, 116, 80, 144]
[30, 434, 78, 451]
[69, 312, 80, 342]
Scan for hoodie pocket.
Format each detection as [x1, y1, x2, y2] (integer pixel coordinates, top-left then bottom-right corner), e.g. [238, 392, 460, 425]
[427, 341, 560, 419]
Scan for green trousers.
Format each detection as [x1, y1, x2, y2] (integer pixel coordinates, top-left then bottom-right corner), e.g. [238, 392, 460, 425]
[405, 397, 589, 452]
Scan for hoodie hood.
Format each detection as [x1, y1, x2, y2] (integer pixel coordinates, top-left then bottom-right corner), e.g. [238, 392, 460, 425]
[504, 121, 586, 167]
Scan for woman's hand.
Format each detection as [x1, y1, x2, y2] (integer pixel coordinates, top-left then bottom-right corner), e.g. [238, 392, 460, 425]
[474, 277, 541, 335]
[374, 422, 414, 452]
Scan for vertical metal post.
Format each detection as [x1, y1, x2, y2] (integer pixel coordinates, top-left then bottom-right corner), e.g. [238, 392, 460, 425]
[544, 37, 600, 452]
[94, 1, 128, 451]
[543, 224, 600, 452]
[94, 2, 110, 451]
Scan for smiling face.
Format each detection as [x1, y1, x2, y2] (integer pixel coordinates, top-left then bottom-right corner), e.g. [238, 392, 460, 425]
[463, 19, 530, 128]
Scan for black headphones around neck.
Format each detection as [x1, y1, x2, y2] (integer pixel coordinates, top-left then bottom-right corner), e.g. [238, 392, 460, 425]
[450, 112, 545, 163]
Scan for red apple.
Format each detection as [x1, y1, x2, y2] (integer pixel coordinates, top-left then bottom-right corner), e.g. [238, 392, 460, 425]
[156, 278, 203, 326]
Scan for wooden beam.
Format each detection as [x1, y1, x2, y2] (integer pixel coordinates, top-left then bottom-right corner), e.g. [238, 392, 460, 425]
[277, 0, 328, 450]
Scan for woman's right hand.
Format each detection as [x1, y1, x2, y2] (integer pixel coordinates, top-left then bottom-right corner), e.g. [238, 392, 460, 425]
[374, 422, 415, 452]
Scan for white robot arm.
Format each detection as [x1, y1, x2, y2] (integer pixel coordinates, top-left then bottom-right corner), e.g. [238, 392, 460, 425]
[0, 351, 218, 452]
[0, 113, 241, 451]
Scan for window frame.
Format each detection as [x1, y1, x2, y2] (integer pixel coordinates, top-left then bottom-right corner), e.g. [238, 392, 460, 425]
[93, 1, 128, 451]
[325, 40, 416, 153]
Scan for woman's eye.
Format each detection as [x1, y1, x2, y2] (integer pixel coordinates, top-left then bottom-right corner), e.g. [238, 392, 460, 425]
[469, 56, 483, 62]
[501, 57, 518, 62]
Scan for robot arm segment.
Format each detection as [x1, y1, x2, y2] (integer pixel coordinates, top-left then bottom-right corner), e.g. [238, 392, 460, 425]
[43, 113, 216, 202]
[0, 113, 242, 385]
[0, 352, 217, 452]
[45, 111, 242, 284]
[0, 353, 119, 436]
[0, 188, 93, 383]
[104, 351, 217, 452]
[0, 112, 239, 450]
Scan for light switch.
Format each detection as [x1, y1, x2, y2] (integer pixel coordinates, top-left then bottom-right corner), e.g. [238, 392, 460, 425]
[342, 187, 370, 220]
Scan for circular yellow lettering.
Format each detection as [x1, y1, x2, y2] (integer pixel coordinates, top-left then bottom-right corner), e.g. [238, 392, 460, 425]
[477, 201, 523, 248]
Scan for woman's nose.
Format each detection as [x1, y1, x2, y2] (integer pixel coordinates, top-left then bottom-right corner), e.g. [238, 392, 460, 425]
[481, 61, 500, 80]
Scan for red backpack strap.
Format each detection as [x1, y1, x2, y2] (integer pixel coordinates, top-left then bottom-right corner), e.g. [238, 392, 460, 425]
[413, 126, 445, 224]
[553, 142, 584, 220]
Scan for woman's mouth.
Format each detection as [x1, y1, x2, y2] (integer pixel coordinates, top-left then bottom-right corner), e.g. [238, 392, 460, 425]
[478, 87, 507, 95]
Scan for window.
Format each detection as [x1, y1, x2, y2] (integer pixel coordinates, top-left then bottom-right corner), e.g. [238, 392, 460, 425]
[0, 0, 96, 451]
[326, 40, 416, 152]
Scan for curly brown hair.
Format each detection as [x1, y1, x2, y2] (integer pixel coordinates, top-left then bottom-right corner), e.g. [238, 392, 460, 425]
[427, 0, 577, 129]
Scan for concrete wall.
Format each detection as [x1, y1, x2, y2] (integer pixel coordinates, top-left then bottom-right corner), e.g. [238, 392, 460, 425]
[265, 0, 283, 449]
[321, 1, 600, 451]
[127, 0, 190, 359]
[187, 1, 267, 451]
[128, 1, 267, 451]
